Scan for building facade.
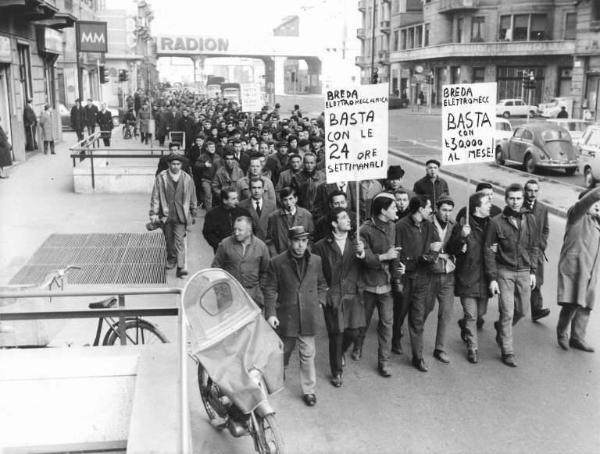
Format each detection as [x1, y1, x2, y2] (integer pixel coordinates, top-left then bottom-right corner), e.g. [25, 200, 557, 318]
[357, 0, 599, 117]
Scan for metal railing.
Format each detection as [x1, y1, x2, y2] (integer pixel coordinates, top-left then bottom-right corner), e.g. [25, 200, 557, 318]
[0, 287, 189, 453]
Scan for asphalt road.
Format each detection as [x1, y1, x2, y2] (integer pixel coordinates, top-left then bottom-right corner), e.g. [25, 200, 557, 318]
[192, 157, 599, 454]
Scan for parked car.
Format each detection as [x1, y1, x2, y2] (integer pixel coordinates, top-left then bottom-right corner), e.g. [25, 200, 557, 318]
[59, 102, 119, 131]
[546, 119, 593, 147]
[538, 97, 573, 118]
[389, 96, 409, 109]
[494, 118, 513, 152]
[577, 124, 600, 187]
[495, 122, 578, 175]
[496, 99, 538, 118]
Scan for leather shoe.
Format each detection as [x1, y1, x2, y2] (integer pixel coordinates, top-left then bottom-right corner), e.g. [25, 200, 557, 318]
[477, 318, 485, 330]
[532, 308, 551, 322]
[569, 339, 595, 353]
[391, 346, 403, 355]
[457, 319, 468, 343]
[330, 374, 343, 387]
[557, 336, 569, 351]
[502, 354, 517, 367]
[302, 394, 317, 406]
[166, 260, 176, 270]
[378, 364, 392, 377]
[494, 321, 502, 348]
[351, 347, 362, 361]
[433, 349, 450, 364]
[412, 357, 428, 372]
[341, 354, 346, 368]
[467, 349, 478, 364]
[176, 268, 188, 278]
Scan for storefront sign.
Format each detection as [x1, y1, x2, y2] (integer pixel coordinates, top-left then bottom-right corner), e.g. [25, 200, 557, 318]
[36, 27, 63, 54]
[157, 36, 230, 54]
[441, 82, 496, 165]
[0, 36, 11, 63]
[240, 83, 262, 112]
[77, 21, 108, 53]
[324, 83, 389, 183]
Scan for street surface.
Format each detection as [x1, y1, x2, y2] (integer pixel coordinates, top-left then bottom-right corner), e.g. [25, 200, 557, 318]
[0, 106, 598, 453]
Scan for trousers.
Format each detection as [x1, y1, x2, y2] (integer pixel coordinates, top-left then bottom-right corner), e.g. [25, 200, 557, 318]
[162, 221, 186, 268]
[557, 303, 591, 343]
[360, 291, 393, 366]
[327, 328, 360, 376]
[283, 335, 316, 394]
[497, 267, 531, 355]
[460, 296, 488, 350]
[408, 273, 435, 359]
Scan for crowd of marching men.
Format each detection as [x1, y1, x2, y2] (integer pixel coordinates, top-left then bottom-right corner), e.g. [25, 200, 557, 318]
[147, 89, 600, 407]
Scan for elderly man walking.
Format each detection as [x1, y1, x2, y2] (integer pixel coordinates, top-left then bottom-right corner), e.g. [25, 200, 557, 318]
[556, 188, 600, 352]
[149, 153, 198, 278]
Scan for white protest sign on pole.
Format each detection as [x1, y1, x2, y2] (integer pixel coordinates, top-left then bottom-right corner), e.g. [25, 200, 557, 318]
[441, 82, 497, 166]
[240, 82, 263, 112]
[324, 83, 389, 184]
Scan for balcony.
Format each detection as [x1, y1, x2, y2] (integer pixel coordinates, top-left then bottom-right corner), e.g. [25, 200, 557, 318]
[358, 0, 366, 12]
[389, 40, 576, 62]
[380, 20, 391, 33]
[438, 0, 479, 14]
[357, 28, 367, 40]
[355, 55, 370, 67]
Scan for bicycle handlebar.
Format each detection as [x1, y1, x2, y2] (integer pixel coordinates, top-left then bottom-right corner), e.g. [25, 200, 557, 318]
[39, 265, 81, 289]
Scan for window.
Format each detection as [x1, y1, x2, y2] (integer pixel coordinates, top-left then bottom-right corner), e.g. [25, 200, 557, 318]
[530, 14, 547, 40]
[472, 67, 485, 82]
[393, 30, 399, 51]
[408, 28, 414, 48]
[513, 14, 528, 41]
[17, 44, 32, 105]
[471, 16, 485, 42]
[415, 25, 422, 47]
[401, 29, 407, 49]
[424, 23, 430, 46]
[522, 129, 534, 141]
[457, 17, 464, 43]
[500, 15, 511, 40]
[564, 12, 576, 40]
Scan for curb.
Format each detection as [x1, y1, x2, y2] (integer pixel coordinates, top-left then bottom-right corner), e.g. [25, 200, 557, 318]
[389, 147, 568, 219]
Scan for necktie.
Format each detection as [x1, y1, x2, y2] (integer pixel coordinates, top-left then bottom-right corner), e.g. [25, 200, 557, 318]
[256, 200, 261, 216]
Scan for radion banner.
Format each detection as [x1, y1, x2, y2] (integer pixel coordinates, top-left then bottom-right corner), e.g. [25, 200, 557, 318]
[77, 21, 108, 53]
[324, 83, 389, 184]
[240, 83, 262, 112]
[441, 82, 497, 166]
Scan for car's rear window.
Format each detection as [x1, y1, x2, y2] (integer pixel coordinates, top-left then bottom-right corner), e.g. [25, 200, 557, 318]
[587, 129, 600, 146]
[541, 129, 570, 141]
[496, 122, 511, 131]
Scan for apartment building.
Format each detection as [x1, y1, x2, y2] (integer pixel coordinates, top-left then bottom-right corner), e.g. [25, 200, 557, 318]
[357, 0, 599, 118]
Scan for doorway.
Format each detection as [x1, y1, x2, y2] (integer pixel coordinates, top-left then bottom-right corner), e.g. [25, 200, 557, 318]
[0, 65, 12, 157]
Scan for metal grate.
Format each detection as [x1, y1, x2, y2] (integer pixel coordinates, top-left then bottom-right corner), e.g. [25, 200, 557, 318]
[9, 233, 167, 285]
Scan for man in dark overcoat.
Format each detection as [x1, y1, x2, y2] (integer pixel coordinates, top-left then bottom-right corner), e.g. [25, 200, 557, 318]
[313, 207, 365, 388]
[263, 226, 327, 407]
[70, 98, 85, 142]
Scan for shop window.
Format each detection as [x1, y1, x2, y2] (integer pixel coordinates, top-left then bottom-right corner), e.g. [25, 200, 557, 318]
[424, 23, 430, 46]
[530, 14, 547, 40]
[471, 16, 485, 42]
[17, 44, 32, 104]
[513, 15, 529, 41]
[564, 12, 577, 39]
[499, 15, 512, 40]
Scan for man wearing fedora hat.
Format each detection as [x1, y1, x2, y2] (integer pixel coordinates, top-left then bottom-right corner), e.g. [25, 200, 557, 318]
[263, 225, 327, 407]
[149, 153, 198, 278]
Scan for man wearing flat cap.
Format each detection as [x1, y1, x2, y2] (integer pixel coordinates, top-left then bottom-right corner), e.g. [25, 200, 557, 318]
[263, 225, 327, 407]
[149, 153, 198, 278]
[413, 159, 450, 210]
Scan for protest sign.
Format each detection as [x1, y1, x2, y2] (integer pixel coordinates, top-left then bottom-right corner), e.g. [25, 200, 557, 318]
[324, 83, 389, 184]
[441, 82, 497, 166]
[240, 83, 263, 112]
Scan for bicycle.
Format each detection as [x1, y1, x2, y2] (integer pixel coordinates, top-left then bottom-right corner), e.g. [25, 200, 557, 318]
[0, 265, 168, 347]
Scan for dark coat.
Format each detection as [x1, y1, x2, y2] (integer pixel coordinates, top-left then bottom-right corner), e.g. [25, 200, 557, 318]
[23, 104, 37, 126]
[557, 188, 600, 309]
[176, 115, 196, 149]
[263, 250, 327, 337]
[0, 125, 12, 167]
[266, 207, 314, 256]
[412, 175, 450, 208]
[524, 200, 549, 284]
[83, 104, 98, 127]
[313, 235, 365, 332]
[155, 111, 169, 137]
[97, 110, 113, 137]
[293, 170, 326, 212]
[360, 217, 401, 289]
[395, 215, 440, 276]
[202, 205, 251, 252]
[239, 197, 277, 241]
[447, 215, 491, 298]
[313, 182, 358, 221]
[70, 105, 85, 131]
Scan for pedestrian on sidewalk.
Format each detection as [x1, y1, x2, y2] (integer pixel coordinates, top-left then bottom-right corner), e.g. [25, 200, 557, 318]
[0, 117, 12, 179]
[70, 98, 85, 142]
[556, 187, 600, 353]
[23, 98, 37, 151]
[83, 98, 98, 137]
[149, 153, 198, 278]
[263, 225, 327, 407]
[39, 105, 56, 155]
[97, 103, 113, 147]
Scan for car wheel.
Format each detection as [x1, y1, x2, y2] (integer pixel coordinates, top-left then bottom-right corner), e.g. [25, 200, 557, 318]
[502, 111, 510, 119]
[495, 146, 505, 166]
[524, 154, 537, 174]
[565, 167, 577, 176]
[584, 167, 597, 188]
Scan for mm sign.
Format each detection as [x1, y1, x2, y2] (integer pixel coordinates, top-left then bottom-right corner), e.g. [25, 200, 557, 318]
[77, 21, 108, 53]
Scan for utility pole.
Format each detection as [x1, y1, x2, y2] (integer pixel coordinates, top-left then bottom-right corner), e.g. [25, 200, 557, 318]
[370, 0, 376, 84]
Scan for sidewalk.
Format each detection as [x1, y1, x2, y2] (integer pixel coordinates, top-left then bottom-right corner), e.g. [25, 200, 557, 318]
[0, 131, 212, 286]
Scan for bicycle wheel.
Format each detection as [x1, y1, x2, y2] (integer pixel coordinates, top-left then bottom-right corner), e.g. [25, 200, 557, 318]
[103, 318, 168, 345]
[197, 363, 227, 429]
[253, 413, 285, 454]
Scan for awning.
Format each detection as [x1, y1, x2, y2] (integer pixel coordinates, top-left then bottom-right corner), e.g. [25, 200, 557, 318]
[35, 12, 77, 30]
[0, 0, 59, 21]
